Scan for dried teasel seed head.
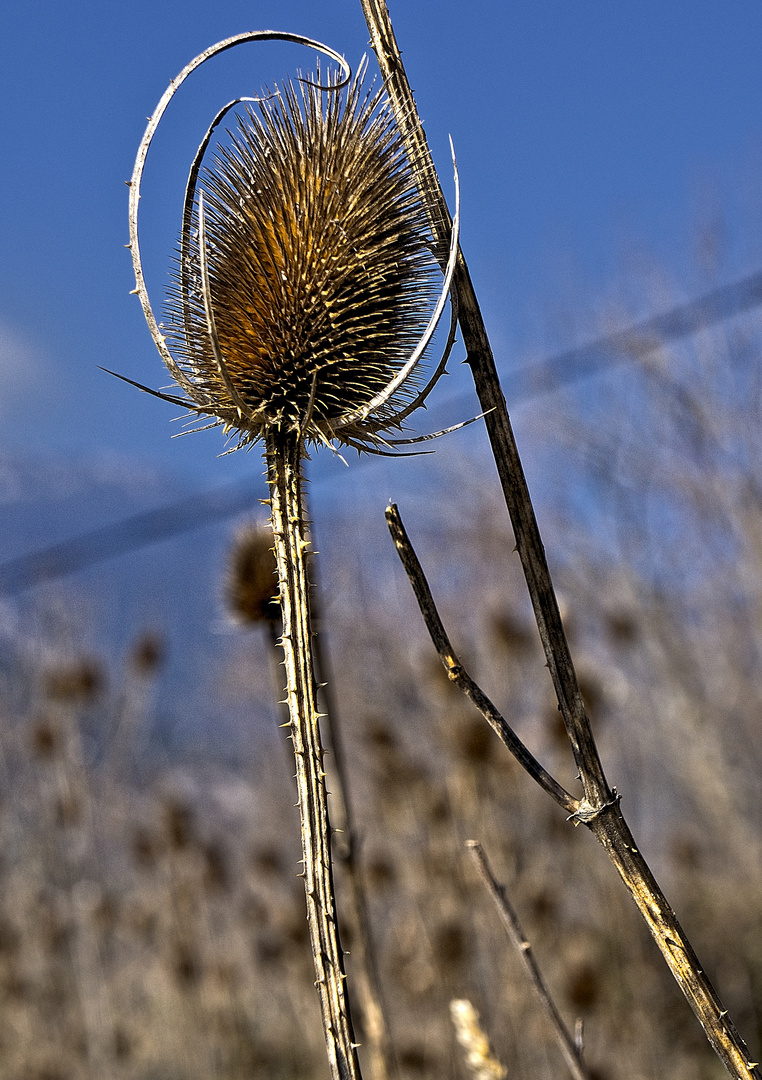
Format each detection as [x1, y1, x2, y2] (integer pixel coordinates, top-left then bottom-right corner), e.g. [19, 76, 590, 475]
[127, 37, 460, 456]
[225, 522, 280, 625]
[30, 717, 61, 759]
[44, 657, 105, 704]
[165, 69, 450, 451]
[163, 798, 194, 850]
[129, 630, 166, 676]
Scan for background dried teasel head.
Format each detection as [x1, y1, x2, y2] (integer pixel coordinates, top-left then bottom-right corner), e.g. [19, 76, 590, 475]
[225, 522, 280, 626]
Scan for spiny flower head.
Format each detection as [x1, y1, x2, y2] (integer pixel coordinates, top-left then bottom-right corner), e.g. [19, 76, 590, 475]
[126, 35, 459, 457]
[166, 71, 445, 453]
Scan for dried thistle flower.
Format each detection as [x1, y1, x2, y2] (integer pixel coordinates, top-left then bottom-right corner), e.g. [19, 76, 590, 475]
[124, 36, 459, 455]
[44, 657, 104, 704]
[29, 717, 61, 759]
[129, 631, 166, 676]
[225, 523, 279, 625]
[167, 72, 447, 453]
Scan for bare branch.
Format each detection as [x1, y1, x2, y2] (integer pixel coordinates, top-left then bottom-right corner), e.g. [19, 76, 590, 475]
[385, 503, 577, 815]
[359, 0, 608, 809]
[466, 841, 590, 1080]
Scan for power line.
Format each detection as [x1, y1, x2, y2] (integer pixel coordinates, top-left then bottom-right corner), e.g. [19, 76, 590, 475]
[0, 481, 257, 596]
[499, 269, 762, 399]
[2, 268, 761, 596]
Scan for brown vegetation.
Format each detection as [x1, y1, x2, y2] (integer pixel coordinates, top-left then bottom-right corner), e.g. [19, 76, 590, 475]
[1, 288, 760, 1077]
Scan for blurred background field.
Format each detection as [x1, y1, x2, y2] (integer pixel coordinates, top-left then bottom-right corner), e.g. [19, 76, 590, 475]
[2, 2, 762, 1076]
[1, 259, 761, 1078]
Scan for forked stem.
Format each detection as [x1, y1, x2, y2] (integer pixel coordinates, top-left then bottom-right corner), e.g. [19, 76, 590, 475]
[387, 464, 761, 1080]
[363, 3, 762, 1077]
[265, 427, 362, 1080]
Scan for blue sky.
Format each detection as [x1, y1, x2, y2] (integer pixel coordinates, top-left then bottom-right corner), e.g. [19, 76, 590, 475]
[1, 0, 761, 491]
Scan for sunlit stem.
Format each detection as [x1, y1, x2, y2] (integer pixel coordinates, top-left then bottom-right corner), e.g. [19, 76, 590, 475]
[265, 426, 362, 1080]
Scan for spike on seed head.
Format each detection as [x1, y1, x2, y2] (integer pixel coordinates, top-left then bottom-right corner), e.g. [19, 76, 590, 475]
[164, 69, 444, 452]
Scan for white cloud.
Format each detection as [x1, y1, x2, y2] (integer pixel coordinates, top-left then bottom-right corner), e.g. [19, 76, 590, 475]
[0, 317, 44, 413]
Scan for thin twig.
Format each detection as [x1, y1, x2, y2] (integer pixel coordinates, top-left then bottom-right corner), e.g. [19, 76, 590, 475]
[466, 841, 590, 1080]
[385, 504, 576, 816]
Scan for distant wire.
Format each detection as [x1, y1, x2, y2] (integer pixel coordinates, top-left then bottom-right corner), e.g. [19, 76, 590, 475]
[2, 268, 761, 596]
[499, 269, 762, 399]
[0, 481, 258, 596]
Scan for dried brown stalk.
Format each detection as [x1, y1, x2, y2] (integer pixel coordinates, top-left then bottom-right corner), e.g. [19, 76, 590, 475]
[466, 841, 590, 1080]
[127, 28, 467, 1078]
[229, 514, 392, 1080]
[309, 555, 395, 1080]
[266, 428, 361, 1080]
[364, 4, 762, 1076]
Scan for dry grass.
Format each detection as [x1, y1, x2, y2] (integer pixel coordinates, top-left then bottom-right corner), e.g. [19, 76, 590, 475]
[0, 298, 761, 1079]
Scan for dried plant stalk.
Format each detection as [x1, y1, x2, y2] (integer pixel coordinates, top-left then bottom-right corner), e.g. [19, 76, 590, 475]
[450, 998, 507, 1080]
[127, 28, 463, 1077]
[361, 9, 761, 1074]
[466, 841, 590, 1080]
[266, 427, 360, 1080]
[386, 470, 760, 1080]
[226, 518, 392, 1080]
[309, 565, 394, 1080]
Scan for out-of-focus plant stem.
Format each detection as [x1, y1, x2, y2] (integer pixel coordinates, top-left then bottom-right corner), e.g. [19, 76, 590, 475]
[467, 841, 591, 1080]
[310, 555, 394, 1080]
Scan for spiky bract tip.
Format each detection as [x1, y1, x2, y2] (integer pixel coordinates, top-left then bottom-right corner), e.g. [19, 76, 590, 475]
[166, 71, 441, 452]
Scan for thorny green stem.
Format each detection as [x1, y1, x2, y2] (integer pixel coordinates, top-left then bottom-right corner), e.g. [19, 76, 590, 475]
[265, 427, 361, 1080]
[363, 3, 762, 1077]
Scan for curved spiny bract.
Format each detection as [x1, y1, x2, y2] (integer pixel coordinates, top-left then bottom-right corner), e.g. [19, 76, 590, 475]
[128, 32, 351, 407]
[165, 71, 442, 451]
